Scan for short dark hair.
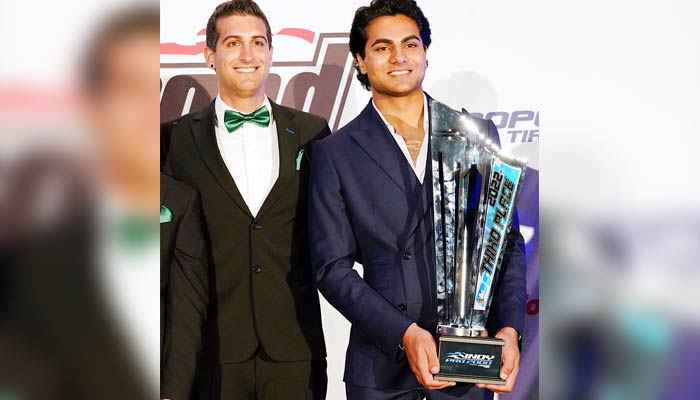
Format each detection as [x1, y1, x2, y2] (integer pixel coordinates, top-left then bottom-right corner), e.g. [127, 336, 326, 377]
[349, 0, 431, 90]
[206, 0, 272, 50]
[82, 6, 159, 94]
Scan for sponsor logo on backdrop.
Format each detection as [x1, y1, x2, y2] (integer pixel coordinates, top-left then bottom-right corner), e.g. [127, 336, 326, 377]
[160, 29, 355, 130]
[444, 352, 495, 368]
[471, 110, 539, 144]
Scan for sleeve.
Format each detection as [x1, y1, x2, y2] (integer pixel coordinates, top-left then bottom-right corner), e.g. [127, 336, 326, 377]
[308, 140, 414, 358]
[161, 188, 209, 400]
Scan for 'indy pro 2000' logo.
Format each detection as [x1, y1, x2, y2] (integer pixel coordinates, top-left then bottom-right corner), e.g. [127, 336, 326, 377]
[444, 352, 495, 368]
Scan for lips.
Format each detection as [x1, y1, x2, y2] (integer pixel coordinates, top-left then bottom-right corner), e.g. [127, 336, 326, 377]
[388, 69, 411, 76]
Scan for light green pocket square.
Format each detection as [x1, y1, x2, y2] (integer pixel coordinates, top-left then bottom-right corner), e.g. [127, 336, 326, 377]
[160, 205, 173, 223]
[295, 149, 305, 171]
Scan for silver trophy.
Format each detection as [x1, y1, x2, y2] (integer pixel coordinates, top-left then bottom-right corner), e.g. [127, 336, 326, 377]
[430, 99, 526, 384]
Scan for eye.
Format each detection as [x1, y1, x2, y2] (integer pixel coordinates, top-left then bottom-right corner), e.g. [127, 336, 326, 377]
[375, 46, 390, 52]
[226, 41, 240, 47]
[406, 40, 422, 49]
[253, 40, 265, 46]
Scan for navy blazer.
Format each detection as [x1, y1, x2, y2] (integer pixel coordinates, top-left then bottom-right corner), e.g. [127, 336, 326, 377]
[309, 96, 526, 390]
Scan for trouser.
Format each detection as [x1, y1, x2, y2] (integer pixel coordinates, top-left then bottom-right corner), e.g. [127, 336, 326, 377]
[345, 382, 493, 400]
[192, 346, 327, 400]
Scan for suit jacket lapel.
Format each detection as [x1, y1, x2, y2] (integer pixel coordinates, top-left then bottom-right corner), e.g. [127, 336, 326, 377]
[160, 182, 166, 205]
[190, 101, 253, 218]
[350, 98, 435, 236]
[256, 101, 299, 220]
[349, 101, 418, 196]
[418, 95, 436, 219]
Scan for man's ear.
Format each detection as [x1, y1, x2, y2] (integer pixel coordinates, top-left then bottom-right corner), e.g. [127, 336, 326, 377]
[355, 53, 367, 74]
[204, 47, 215, 68]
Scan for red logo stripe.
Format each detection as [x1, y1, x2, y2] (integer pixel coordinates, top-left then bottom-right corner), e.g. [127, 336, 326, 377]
[160, 28, 316, 55]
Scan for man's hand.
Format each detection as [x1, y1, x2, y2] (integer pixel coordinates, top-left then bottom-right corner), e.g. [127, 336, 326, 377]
[476, 327, 520, 394]
[401, 323, 456, 390]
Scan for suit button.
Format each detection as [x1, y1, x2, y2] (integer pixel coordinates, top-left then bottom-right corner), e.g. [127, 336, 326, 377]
[403, 251, 412, 260]
[253, 265, 262, 273]
[250, 222, 262, 230]
[398, 303, 407, 312]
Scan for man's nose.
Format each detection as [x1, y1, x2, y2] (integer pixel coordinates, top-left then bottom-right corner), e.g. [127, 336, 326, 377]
[239, 44, 254, 62]
[390, 48, 407, 64]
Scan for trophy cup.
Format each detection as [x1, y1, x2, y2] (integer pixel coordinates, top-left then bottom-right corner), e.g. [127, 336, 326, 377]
[430, 99, 526, 384]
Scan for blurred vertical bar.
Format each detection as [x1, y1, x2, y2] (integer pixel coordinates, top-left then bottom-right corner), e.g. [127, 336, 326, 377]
[1, 1, 158, 399]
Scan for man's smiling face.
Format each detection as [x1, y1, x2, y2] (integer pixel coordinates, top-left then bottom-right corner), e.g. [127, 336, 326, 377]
[205, 14, 273, 102]
[356, 14, 427, 98]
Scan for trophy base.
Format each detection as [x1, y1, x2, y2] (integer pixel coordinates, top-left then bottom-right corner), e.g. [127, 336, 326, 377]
[435, 335, 505, 385]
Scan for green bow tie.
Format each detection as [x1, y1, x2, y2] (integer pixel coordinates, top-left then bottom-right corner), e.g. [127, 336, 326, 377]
[224, 106, 270, 132]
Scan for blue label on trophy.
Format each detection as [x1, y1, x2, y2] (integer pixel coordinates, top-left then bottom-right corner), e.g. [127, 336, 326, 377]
[474, 157, 523, 311]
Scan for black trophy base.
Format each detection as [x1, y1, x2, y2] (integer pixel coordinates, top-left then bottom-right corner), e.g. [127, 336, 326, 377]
[435, 335, 506, 385]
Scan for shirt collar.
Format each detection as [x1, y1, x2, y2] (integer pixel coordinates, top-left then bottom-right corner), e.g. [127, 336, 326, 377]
[371, 93, 429, 134]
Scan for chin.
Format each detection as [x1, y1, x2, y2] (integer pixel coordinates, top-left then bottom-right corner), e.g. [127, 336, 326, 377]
[233, 83, 263, 93]
[388, 87, 421, 97]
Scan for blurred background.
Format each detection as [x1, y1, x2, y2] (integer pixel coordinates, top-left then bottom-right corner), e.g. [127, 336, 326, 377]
[539, 1, 700, 399]
[1, 1, 158, 399]
[1, 0, 699, 399]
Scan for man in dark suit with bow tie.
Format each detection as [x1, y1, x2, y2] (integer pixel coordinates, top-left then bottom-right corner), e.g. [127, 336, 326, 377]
[161, 1, 329, 399]
[308, 1, 526, 399]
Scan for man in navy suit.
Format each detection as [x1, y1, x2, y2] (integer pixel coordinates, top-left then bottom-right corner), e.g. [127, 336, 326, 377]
[308, 0, 526, 399]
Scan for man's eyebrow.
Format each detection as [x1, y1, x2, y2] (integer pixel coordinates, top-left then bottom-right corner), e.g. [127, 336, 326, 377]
[370, 35, 421, 47]
[369, 38, 393, 47]
[220, 35, 268, 42]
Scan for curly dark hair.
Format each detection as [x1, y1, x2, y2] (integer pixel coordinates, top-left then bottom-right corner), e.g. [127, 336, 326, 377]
[206, 0, 272, 51]
[349, 0, 431, 90]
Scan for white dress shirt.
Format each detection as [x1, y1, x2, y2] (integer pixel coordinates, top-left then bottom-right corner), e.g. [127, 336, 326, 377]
[214, 95, 279, 217]
[372, 94, 429, 184]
